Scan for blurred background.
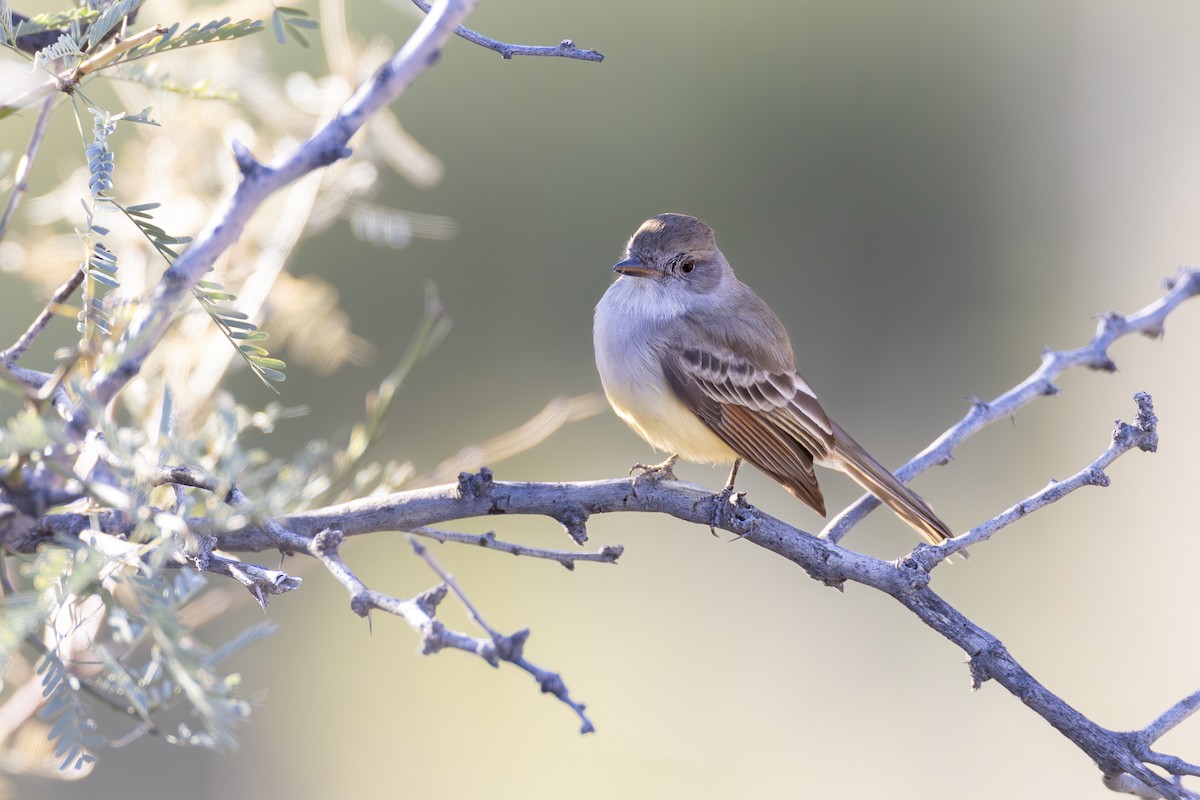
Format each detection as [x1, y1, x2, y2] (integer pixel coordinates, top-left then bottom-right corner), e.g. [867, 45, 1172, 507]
[2, 0, 1199, 797]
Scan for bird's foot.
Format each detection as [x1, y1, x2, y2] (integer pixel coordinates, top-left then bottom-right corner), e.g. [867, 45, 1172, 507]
[709, 484, 746, 536]
[628, 454, 679, 497]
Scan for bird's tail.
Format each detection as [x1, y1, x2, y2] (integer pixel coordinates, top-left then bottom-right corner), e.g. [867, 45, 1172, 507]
[829, 423, 955, 548]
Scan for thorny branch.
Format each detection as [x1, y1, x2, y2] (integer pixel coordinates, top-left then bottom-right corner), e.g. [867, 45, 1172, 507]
[408, 525, 622, 569]
[250, 395, 1181, 796]
[823, 265, 1200, 545]
[149, 464, 600, 730]
[307, 526, 595, 733]
[926, 391, 1159, 564]
[406, 535, 594, 732]
[14, 399, 1189, 780]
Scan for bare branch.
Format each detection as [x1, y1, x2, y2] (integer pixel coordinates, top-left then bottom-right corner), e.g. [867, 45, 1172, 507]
[823, 266, 1200, 544]
[926, 391, 1158, 563]
[180, 552, 301, 609]
[153, 464, 314, 553]
[408, 535, 501, 637]
[406, 534, 594, 732]
[14, 401, 1198, 787]
[409, 0, 604, 61]
[198, 397, 1185, 795]
[80, 524, 302, 609]
[308, 527, 594, 733]
[408, 525, 623, 569]
[67, 0, 482, 436]
[2, 266, 85, 366]
[1145, 691, 1200, 745]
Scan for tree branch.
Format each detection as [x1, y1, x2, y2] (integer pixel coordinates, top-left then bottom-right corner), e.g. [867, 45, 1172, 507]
[66, 0, 482, 436]
[308, 526, 594, 733]
[155, 464, 596, 730]
[408, 525, 623, 569]
[822, 265, 1200, 544]
[173, 393, 1180, 796]
[924, 390, 1158, 564]
[2, 266, 85, 366]
[409, 0, 604, 61]
[1145, 691, 1200, 746]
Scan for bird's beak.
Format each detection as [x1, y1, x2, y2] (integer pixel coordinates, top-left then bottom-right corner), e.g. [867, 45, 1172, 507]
[613, 256, 658, 277]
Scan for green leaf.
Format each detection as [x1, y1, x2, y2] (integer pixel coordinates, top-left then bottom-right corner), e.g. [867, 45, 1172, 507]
[284, 24, 310, 49]
[87, 270, 120, 288]
[249, 356, 285, 370]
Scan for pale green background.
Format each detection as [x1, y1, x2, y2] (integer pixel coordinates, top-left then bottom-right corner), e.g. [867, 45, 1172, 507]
[3, 1, 1200, 798]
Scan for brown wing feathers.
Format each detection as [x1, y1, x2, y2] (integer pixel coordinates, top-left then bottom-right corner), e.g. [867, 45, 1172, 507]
[662, 348, 829, 515]
[662, 345, 953, 545]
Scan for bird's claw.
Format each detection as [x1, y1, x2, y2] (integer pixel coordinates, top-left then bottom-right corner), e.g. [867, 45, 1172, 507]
[628, 454, 679, 497]
[709, 485, 745, 536]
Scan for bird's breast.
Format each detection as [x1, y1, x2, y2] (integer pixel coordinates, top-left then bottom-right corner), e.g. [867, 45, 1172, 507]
[594, 284, 737, 464]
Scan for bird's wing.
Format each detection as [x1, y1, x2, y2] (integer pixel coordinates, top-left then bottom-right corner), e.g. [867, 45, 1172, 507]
[660, 337, 837, 515]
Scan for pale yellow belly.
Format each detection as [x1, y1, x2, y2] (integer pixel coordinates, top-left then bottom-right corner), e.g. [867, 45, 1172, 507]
[604, 378, 738, 465]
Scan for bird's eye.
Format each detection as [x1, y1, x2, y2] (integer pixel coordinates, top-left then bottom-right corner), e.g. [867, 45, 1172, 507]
[679, 258, 695, 274]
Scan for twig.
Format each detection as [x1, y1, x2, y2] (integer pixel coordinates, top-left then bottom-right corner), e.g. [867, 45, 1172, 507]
[79, 522, 302, 608]
[2, 267, 85, 365]
[920, 392, 1158, 564]
[177, 551, 302, 610]
[407, 534, 594, 732]
[0, 94, 55, 243]
[409, 0, 603, 61]
[408, 535, 499, 636]
[822, 266, 1200, 544]
[152, 464, 599, 731]
[74, 25, 167, 78]
[153, 464, 312, 553]
[309, 527, 595, 734]
[1144, 690, 1200, 745]
[408, 525, 623, 569]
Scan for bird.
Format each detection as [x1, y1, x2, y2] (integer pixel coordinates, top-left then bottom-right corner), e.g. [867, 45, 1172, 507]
[592, 212, 953, 546]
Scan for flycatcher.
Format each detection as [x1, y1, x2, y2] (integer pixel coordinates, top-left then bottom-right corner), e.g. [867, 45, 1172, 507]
[593, 213, 953, 546]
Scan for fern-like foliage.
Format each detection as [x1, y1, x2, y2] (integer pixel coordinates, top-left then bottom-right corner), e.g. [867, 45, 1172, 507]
[115, 65, 240, 102]
[85, 108, 117, 195]
[120, 201, 190, 261]
[32, 31, 84, 70]
[7, 7, 98, 43]
[271, 6, 318, 49]
[120, 17, 265, 63]
[114, 200, 286, 387]
[193, 281, 286, 387]
[37, 651, 101, 772]
[78, 108, 123, 350]
[86, 0, 145, 50]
